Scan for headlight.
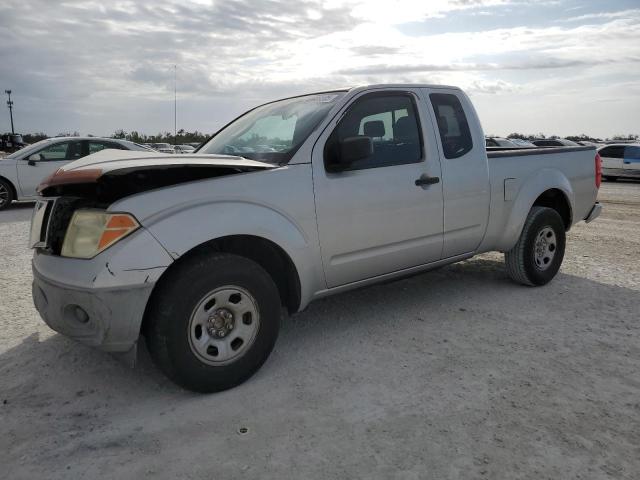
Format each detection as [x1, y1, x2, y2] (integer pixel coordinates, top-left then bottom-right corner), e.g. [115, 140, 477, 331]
[61, 210, 139, 259]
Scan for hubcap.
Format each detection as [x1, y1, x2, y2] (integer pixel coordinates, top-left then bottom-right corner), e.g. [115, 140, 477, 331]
[0, 184, 8, 206]
[188, 286, 260, 365]
[533, 226, 557, 271]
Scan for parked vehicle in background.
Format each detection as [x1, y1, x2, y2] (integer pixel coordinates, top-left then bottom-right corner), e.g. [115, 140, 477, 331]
[186, 142, 202, 149]
[149, 143, 175, 154]
[532, 138, 580, 147]
[510, 138, 536, 148]
[174, 144, 196, 154]
[29, 84, 602, 392]
[485, 137, 533, 148]
[1, 133, 28, 154]
[598, 143, 640, 180]
[0, 137, 150, 209]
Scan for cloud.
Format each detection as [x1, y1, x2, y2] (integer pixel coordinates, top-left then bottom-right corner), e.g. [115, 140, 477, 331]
[0, 0, 638, 138]
[334, 58, 606, 75]
[350, 45, 402, 56]
[563, 8, 640, 23]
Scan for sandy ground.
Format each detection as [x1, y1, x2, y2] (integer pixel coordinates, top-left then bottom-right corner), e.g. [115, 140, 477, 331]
[1, 181, 639, 479]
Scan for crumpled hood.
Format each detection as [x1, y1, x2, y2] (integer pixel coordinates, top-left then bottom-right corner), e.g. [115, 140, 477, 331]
[38, 149, 274, 192]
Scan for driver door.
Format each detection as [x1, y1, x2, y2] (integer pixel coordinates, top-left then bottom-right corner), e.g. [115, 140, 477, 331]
[17, 140, 85, 197]
[312, 90, 444, 287]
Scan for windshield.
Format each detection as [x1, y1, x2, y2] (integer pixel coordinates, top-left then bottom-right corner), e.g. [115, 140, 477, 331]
[199, 91, 346, 163]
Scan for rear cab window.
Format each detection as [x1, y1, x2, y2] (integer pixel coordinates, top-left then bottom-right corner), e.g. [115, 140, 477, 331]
[429, 93, 473, 159]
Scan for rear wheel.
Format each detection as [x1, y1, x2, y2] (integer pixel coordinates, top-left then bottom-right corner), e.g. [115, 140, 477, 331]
[145, 253, 281, 393]
[505, 206, 566, 286]
[0, 178, 14, 211]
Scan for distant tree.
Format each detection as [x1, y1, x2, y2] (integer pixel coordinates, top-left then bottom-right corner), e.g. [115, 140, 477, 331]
[566, 134, 603, 143]
[112, 129, 127, 139]
[22, 132, 48, 143]
[507, 132, 545, 140]
[507, 132, 527, 140]
[611, 134, 639, 141]
[127, 131, 145, 143]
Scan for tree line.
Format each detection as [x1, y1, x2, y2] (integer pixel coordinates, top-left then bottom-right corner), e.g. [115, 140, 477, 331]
[110, 129, 211, 144]
[16, 129, 212, 145]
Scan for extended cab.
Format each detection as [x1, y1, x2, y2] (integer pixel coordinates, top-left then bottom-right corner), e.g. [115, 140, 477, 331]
[30, 85, 602, 392]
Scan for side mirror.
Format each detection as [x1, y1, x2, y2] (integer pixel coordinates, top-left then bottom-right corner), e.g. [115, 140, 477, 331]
[339, 136, 373, 165]
[27, 153, 41, 165]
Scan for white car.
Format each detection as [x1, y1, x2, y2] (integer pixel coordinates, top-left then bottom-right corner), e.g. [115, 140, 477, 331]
[148, 143, 176, 154]
[598, 143, 640, 180]
[0, 137, 150, 209]
[174, 144, 196, 154]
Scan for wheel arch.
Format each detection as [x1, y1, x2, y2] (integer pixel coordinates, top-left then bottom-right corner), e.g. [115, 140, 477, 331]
[531, 188, 572, 230]
[142, 234, 302, 337]
[496, 168, 574, 252]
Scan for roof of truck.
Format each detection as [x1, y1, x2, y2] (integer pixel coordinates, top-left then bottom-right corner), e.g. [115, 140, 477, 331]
[350, 83, 462, 91]
[252, 84, 463, 109]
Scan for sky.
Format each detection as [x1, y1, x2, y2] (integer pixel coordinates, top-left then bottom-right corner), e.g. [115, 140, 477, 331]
[0, 0, 638, 139]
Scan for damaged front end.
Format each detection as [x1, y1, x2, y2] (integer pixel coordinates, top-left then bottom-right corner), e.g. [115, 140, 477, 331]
[35, 151, 274, 255]
[30, 151, 274, 355]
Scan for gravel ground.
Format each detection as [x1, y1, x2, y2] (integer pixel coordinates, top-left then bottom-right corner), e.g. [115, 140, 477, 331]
[1, 181, 639, 480]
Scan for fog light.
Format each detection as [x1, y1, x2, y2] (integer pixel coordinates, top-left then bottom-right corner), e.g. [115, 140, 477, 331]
[73, 305, 89, 324]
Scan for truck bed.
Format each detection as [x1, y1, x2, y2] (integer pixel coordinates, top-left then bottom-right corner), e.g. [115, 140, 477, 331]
[479, 145, 598, 253]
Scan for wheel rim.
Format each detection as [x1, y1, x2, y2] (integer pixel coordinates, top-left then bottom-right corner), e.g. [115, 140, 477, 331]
[533, 226, 557, 271]
[0, 184, 8, 207]
[187, 286, 260, 366]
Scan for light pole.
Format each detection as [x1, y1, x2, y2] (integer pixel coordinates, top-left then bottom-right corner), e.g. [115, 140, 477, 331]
[174, 65, 177, 146]
[5, 90, 15, 134]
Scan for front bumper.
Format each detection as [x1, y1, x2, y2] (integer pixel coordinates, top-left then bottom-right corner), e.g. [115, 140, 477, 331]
[584, 202, 602, 224]
[31, 228, 173, 353]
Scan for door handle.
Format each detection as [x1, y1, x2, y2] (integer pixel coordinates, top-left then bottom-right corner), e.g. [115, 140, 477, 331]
[415, 174, 440, 186]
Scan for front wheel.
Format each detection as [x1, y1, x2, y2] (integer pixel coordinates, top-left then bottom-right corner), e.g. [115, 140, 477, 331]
[145, 252, 281, 393]
[0, 178, 14, 211]
[505, 206, 566, 286]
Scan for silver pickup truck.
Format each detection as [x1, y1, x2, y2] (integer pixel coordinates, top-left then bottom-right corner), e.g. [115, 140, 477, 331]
[30, 84, 602, 392]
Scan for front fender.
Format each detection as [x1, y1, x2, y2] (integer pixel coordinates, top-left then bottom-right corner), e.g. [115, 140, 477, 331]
[141, 200, 323, 309]
[496, 168, 574, 252]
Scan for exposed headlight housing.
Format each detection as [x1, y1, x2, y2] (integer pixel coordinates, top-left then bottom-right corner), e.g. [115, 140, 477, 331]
[61, 210, 139, 259]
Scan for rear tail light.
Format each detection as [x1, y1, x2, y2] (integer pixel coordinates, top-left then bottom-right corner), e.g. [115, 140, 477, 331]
[595, 152, 602, 189]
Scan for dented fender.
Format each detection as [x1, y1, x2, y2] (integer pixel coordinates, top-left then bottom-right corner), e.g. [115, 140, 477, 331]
[31, 228, 173, 352]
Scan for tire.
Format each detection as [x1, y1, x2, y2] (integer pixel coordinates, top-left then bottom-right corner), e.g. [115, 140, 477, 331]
[505, 206, 566, 286]
[0, 178, 14, 211]
[145, 252, 281, 393]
